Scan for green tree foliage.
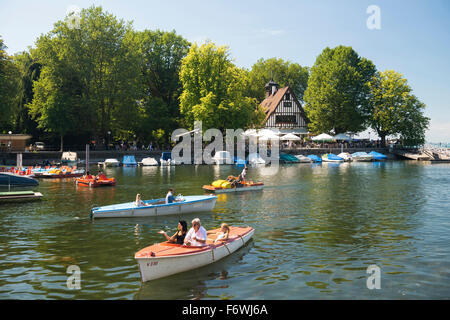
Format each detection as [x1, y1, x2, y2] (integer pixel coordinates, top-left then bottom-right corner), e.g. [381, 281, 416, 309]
[12, 50, 41, 135]
[134, 29, 190, 143]
[29, 6, 141, 149]
[367, 70, 429, 147]
[179, 41, 265, 131]
[0, 37, 20, 132]
[246, 57, 309, 103]
[303, 46, 376, 134]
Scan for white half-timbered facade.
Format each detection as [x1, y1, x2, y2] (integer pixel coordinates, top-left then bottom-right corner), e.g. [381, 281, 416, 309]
[260, 80, 308, 134]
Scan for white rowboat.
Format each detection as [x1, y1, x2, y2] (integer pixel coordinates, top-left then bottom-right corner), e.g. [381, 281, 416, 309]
[135, 226, 254, 282]
[90, 195, 217, 219]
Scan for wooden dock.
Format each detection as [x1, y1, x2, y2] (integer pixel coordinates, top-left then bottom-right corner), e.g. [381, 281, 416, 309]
[0, 191, 43, 202]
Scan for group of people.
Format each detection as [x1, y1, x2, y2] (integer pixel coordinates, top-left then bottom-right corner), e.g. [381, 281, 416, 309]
[135, 188, 180, 207]
[226, 166, 247, 187]
[158, 218, 230, 247]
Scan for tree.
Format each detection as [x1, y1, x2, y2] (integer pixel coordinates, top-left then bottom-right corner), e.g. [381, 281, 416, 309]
[303, 46, 376, 134]
[12, 50, 42, 135]
[0, 36, 20, 132]
[245, 57, 309, 103]
[134, 29, 190, 144]
[367, 70, 429, 147]
[179, 41, 264, 132]
[29, 6, 142, 150]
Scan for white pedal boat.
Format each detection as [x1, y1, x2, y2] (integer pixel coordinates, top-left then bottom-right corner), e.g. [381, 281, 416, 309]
[139, 157, 159, 166]
[90, 195, 217, 219]
[135, 226, 254, 282]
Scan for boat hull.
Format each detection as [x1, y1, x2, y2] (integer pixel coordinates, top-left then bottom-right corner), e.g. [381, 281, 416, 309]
[0, 173, 39, 186]
[203, 184, 264, 193]
[91, 195, 217, 219]
[135, 227, 254, 282]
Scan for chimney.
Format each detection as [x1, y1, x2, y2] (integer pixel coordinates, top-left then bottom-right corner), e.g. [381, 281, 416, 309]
[265, 79, 279, 98]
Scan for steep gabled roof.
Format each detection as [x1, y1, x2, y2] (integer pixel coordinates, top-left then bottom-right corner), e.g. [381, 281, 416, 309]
[259, 86, 309, 124]
[260, 86, 289, 121]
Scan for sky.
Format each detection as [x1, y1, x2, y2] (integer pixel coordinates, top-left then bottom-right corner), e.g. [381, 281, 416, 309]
[1, 0, 449, 142]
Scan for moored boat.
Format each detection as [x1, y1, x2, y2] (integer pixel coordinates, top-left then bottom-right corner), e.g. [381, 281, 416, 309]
[321, 153, 344, 162]
[160, 152, 178, 166]
[307, 154, 322, 163]
[212, 151, 233, 165]
[369, 151, 387, 161]
[337, 152, 352, 162]
[99, 158, 120, 167]
[247, 153, 266, 166]
[351, 152, 374, 162]
[294, 155, 312, 163]
[33, 167, 85, 178]
[123, 155, 138, 166]
[90, 194, 217, 219]
[135, 226, 254, 282]
[139, 157, 158, 166]
[0, 172, 39, 186]
[279, 153, 300, 164]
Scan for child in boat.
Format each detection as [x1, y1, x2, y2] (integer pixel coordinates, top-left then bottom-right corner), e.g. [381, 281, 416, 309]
[208, 223, 230, 243]
[158, 220, 188, 245]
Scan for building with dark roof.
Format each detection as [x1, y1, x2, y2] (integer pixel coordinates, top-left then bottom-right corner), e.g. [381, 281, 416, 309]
[259, 80, 309, 134]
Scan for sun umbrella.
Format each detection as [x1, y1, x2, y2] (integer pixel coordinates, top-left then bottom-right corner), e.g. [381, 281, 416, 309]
[311, 133, 334, 141]
[333, 133, 352, 141]
[258, 132, 280, 141]
[280, 133, 301, 141]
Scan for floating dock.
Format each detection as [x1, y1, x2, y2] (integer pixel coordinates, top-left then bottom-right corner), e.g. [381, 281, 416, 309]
[0, 191, 43, 202]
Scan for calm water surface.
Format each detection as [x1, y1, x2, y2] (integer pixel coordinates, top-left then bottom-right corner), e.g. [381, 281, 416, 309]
[0, 161, 449, 299]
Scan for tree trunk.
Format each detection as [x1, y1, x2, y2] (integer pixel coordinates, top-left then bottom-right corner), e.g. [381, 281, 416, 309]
[380, 134, 386, 148]
[60, 135, 64, 152]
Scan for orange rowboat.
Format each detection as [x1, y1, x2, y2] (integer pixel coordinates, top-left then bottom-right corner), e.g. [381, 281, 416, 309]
[75, 174, 116, 187]
[135, 226, 254, 282]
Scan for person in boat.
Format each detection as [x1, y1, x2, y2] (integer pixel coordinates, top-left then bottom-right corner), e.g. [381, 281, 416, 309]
[84, 171, 93, 179]
[207, 223, 230, 243]
[235, 166, 247, 186]
[135, 193, 147, 206]
[227, 175, 237, 188]
[96, 171, 106, 180]
[184, 218, 207, 247]
[165, 188, 181, 204]
[158, 220, 188, 245]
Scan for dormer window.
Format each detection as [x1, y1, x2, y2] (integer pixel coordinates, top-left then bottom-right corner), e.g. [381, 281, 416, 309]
[285, 93, 290, 100]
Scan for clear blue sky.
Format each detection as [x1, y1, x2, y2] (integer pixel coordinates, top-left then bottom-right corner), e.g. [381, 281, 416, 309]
[1, 0, 449, 142]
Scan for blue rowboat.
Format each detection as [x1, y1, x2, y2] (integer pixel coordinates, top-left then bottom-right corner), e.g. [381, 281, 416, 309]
[91, 194, 217, 219]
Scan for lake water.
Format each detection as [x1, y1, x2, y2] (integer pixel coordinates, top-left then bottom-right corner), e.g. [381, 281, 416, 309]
[0, 161, 449, 299]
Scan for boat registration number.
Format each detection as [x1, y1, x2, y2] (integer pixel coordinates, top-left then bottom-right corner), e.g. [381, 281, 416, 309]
[146, 261, 159, 267]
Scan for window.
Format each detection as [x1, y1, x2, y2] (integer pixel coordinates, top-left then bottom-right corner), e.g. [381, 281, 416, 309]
[285, 93, 290, 100]
[284, 101, 292, 108]
[275, 115, 297, 124]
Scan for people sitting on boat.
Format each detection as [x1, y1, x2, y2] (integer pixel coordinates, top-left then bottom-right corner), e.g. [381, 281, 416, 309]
[84, 171, 94, 179]
[158, 220, 188, 245]
[227, 175, 237, 187]
[135, 193, 147, 206]
[184, 218, 207, 247]
[165, 188, 181, 204]
[207, 223, 230, 243]
[96, 171, 107, 180]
